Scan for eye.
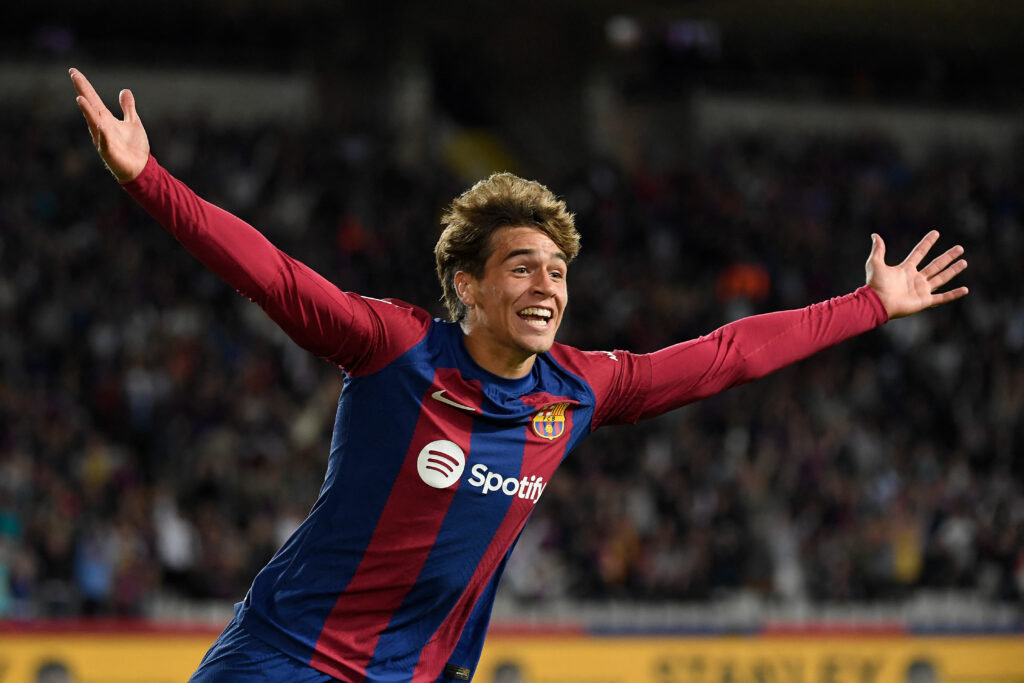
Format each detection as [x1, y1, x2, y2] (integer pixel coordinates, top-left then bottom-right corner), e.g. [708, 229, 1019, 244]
[550, 269, 564, 280]
[512, 266, 529, 274]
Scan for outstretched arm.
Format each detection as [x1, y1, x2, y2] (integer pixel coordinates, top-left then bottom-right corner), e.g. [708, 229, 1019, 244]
[629, 231, 969, 421]
[68, 68, 427, 371]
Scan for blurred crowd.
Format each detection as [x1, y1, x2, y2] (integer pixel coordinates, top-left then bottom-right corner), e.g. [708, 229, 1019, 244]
[0, 98, 1021, 621]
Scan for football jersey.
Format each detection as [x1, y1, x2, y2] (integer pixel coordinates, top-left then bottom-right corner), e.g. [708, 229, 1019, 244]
[122, 156, 888, 681]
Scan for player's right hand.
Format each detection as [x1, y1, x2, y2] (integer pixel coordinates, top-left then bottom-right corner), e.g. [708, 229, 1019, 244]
[70, 68, 150, 183]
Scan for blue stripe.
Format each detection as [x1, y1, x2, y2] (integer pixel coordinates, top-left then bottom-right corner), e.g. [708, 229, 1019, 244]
[443, 544, 516, 673]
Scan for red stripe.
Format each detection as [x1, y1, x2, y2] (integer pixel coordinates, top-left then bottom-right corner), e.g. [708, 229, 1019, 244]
[310, 369, 480, 681]
[486, 623, 586, 637]
[412, 406, 573, 681]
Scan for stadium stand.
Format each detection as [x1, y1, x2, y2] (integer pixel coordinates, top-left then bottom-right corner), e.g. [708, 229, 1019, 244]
[0, 96, 1020, 630]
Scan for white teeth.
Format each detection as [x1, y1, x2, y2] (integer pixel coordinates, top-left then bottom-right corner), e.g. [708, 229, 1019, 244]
[519, 307, 552, 318]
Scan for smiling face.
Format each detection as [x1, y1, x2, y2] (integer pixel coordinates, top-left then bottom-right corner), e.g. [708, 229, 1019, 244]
[457, 226, 568, 378]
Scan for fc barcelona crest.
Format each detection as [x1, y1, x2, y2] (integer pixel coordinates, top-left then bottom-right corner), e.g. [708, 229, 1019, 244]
[532, 402, 570, 440]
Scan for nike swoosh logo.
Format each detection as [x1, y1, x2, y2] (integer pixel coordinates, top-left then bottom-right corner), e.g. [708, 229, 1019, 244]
[431, 390, 477, 412]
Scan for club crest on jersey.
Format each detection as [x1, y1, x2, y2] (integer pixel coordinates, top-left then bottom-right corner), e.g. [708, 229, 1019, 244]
[532, 402, 569, 440]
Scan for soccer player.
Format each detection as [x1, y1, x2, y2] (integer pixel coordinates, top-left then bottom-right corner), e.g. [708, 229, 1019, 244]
[70, 68, 967, 682]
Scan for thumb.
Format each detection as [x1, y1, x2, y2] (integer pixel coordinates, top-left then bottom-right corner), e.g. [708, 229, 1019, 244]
[868, 233, 886, 265]
[119, 88, 137, 122]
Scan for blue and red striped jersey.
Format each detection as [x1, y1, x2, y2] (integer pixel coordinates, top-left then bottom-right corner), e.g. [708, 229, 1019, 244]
[238, 299, 647, 680]
[123, 156, 888, 681]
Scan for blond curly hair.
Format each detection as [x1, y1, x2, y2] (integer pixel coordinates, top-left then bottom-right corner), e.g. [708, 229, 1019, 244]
[434, 172, 580, 321]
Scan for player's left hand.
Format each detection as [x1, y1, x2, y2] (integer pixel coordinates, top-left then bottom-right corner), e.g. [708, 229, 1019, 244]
[865, 230, 968, 319]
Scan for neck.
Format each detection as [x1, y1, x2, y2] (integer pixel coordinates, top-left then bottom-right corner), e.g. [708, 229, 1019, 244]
[460, 321, 537, 379]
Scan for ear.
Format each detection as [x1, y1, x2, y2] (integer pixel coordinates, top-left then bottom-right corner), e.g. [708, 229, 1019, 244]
[454, 271, 475, 307]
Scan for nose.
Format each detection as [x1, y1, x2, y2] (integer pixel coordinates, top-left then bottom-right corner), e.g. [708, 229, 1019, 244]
[532, 271, 556, 296]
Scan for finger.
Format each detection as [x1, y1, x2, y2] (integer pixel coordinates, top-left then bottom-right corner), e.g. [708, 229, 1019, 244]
[927, 259, 967, 290]
[69, 68, 108, 114]
[902, 230, 940, 269]
[75, 94, 102, 148]
[119, 88, 137, 123]
[920, 244, 965, 279]
[928, 285, 969, 307]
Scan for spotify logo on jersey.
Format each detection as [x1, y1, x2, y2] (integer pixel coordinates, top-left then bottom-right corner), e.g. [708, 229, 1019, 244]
[416, 440, 466, 489]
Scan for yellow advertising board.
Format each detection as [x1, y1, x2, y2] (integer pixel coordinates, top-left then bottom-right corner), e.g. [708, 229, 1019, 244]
[0, 630, 212, 682]
[0, 628, 1021, 682]
[476, 634, 1024, 683]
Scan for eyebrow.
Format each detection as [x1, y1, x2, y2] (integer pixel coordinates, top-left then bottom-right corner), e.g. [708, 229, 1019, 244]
[502, 248, 568, 264]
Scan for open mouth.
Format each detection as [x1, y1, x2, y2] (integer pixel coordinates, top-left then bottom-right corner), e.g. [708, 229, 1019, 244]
[518, 307, 553, 329]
